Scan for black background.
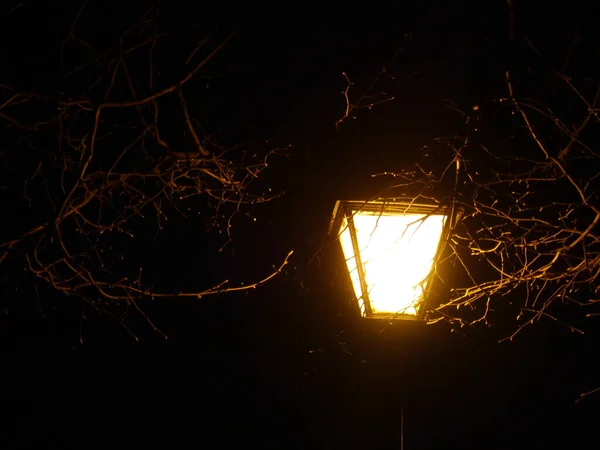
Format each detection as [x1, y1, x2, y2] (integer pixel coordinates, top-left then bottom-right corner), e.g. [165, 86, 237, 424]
[2, 1, 599, 449]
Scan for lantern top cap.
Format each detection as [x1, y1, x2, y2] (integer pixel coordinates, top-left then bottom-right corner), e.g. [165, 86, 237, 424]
[329, 199, 450, 235]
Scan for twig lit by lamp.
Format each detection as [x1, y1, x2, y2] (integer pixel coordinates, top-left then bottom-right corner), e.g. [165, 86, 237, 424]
[330, 200, 457, 320]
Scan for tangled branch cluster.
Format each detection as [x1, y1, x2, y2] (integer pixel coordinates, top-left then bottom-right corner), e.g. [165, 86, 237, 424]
[0, 3, 291, 318]
[437, 72, 600, 335]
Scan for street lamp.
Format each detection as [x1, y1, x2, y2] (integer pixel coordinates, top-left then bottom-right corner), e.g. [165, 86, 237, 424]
[330, 200, 457, 320]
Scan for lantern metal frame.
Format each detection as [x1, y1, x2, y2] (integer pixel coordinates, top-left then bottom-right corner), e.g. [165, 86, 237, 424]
[329, 199, 460, 321]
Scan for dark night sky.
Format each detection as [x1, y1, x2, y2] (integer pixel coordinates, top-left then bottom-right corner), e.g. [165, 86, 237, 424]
[2, 2, 600, 449]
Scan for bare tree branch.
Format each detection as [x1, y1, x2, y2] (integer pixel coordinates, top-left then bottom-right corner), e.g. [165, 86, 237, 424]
[0, 2, 291, 335]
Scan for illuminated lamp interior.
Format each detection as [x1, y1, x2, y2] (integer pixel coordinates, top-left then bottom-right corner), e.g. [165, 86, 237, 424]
[339, 208, 446, 318]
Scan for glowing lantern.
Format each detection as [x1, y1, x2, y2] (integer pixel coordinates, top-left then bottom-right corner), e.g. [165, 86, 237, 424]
[330, 200, 454, 320]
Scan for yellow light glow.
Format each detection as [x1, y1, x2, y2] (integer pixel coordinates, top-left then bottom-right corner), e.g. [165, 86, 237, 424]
[339, 217, 367, 316]
[339, 210, 446, 317]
